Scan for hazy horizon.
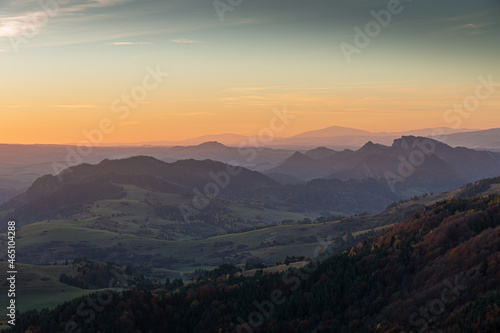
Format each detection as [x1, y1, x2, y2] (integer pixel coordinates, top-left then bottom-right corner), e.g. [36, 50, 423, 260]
[0, 124, 495, 146]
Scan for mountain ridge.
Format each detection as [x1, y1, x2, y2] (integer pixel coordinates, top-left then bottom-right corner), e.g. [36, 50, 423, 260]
[267, 136, 500, 192]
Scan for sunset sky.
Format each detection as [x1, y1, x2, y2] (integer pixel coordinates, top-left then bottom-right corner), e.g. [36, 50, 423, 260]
[0, 0, 499, 144]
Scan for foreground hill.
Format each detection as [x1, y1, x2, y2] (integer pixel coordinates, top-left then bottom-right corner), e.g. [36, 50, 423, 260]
[0, 157, 278, 226]
[0, 181, 453, 274]
[0, 154, 411, 229]
[0, 188, 456, 319]
[10, 181, 500, 332]
[0, 144, 179, 205]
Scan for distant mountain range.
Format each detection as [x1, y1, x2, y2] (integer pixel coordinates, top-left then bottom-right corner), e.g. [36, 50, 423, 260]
[3, 135, 500, 227]
[267, 126, 481, 149]
[142, 125, 485, 149]
[0, 126, 498, 205]
[430, 128, 500, 152]
[163, 141, 292, 170]
[266, 136, 500, 190]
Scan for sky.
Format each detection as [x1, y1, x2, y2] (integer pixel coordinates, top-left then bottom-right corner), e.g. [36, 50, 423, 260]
[0, 0, 499, 144]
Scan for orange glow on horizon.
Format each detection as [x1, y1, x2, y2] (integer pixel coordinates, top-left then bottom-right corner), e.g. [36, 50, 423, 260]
[1, 80, 498, 145]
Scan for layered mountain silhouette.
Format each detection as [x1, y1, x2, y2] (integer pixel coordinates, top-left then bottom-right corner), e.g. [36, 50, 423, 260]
[3, 136, 500, 226]
[0, 127, 497, 205]
[162, 141, 293, 170]
[304, 146, 336, 159]
[267, 136, 500, 193]
[163, 125, 478, 149]
[431, 128, 500, 151]
[0, 160, 400, 226]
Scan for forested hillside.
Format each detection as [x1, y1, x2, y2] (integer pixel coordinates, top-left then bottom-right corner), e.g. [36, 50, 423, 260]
[10, 194, 500, 332]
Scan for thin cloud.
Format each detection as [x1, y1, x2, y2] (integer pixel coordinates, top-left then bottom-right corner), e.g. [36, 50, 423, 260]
[0, 0, 132, 38]
[91, 0, 132, 6]
[223, 85, 307, 92]
[449, 23, 492, 35]
[142, 112, 213, 117]
[111, 41, 150, 45]
[170, 39, 199, 44]
[119, 121, 141, 125]
[443, 10, 499, 22]
[50, 104, 102, 109]
[168, 112, 210, 116]
[3, 104, 102, 108]
[390, 9, 499, 34]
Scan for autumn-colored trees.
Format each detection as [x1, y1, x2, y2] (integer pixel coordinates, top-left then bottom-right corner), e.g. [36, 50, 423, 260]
[10, 194, 500, 333]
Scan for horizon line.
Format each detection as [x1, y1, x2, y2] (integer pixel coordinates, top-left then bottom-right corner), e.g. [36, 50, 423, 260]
[0, 126, 497, 146]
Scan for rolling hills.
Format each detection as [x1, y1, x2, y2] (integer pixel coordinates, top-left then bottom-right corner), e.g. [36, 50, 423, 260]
[2, 136, 500, 325]
[0, 153, 412, 230]
[1, 177, 496, 319]
[8, 178, 500, 332]
[0, 127, 497, 206]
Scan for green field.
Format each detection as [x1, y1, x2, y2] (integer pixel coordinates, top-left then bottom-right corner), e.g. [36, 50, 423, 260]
[0, 184, 459, 316]
[0, 262, 111, 316]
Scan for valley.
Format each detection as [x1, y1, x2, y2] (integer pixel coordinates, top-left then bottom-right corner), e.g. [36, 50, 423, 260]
[6, 178, 500, 332]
